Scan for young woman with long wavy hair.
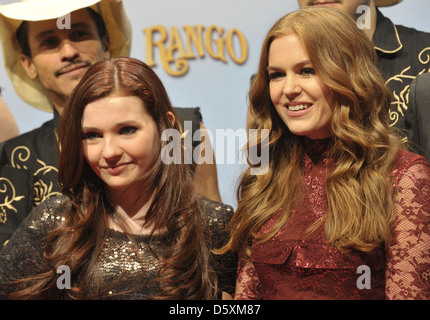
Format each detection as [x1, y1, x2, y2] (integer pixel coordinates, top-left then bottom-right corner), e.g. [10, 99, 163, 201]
[224, 7, 430, 300]
[0, 57, 236, 300]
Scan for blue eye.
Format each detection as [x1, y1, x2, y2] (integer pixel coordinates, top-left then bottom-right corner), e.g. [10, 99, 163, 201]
[268, 72, 284, 81]
[82, 131, 100, 140]
[301, 68, 316, 76]
[119, 126, 137, 135]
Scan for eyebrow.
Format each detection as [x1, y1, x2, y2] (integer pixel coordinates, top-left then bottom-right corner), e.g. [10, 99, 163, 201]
[81, 121, 140, 131]
[267, 59, 312, 72]
[81, 125, 97, 131]
[34, 22, 92, 41]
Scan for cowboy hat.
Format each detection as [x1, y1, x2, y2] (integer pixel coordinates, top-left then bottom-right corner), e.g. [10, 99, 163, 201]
[375, 0, 403, 7]
[0, 0, 131, 112]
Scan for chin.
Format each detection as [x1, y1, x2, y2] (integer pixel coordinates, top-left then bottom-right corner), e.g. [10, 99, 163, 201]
[289, 129, 311, 137]
[106, 183, 131, 190]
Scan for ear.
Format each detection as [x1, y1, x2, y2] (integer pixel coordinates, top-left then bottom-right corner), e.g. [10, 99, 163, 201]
[166, 111, 176, 127]
[19, 54, 38, 79]
[102, 35, 110, 60]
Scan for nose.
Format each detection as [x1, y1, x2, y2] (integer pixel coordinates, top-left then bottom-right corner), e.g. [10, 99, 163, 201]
[59, 40, 80, 62]
[102, 136, 122, 163]
[283, 74, 302, 101]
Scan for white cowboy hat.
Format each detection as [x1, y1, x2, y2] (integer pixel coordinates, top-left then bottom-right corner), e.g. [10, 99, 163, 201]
[0, 0, 132, 112]
[375, 0, 403, 7]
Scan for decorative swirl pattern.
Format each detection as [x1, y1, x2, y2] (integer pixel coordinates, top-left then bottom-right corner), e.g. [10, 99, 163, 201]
[385, 47, 430, 129]
[10, 146, 30, 170]
[0, 178, 25, 224]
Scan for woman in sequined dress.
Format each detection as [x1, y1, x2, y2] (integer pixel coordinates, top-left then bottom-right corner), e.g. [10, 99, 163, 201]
[223, 7, 430, 300]
[0, 57, 236, 299]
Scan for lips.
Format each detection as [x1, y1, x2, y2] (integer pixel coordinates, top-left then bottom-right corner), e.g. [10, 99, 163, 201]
[101, 163, 131, 176]
[286, 102, 313, 111]
[288, 103, 312, 111]
[284, 102, 314, 117]
[55, 62, 91, 77]
[312, 1, 338, 6]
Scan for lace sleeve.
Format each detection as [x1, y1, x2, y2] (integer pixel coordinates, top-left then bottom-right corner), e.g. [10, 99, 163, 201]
[234, 255, 262, 300]
[386, 159, 430, 300]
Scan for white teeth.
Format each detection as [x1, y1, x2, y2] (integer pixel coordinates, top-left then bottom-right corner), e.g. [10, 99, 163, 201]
[288, 104, 311, 111]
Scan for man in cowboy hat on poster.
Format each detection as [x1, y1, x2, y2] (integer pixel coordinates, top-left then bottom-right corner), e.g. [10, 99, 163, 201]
[0, 0, 221, 247]
[296, 0, 430, 156]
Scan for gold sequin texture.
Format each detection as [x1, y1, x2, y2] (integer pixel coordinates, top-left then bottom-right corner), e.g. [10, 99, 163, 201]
[0, 195, 237, 299]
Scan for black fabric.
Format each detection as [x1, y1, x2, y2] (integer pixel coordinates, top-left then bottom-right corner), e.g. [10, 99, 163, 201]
[373, 8, 430, 139]
[405, 72, 430, 161]
[0, 195, 237, 299]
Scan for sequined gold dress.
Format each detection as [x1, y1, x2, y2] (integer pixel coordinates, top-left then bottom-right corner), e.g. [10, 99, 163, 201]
[235, 138, 430, 300]
[0, 196, 237, 299]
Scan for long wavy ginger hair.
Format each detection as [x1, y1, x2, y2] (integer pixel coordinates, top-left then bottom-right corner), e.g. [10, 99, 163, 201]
[11, 57, 216, 299]
[226, 7, 404, 258]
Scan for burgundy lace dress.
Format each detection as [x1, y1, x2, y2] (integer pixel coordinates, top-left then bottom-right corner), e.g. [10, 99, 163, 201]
[235, 138, 430, 300]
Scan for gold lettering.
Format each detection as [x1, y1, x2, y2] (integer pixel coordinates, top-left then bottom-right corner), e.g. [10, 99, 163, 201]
[205, 25, 227, 63]
[183, 25, 205, 59]
[226, 28, 248, 64]
[143, 24, 249, 76]
[143, 25, 168, 67]
[166, 27, 189, 76]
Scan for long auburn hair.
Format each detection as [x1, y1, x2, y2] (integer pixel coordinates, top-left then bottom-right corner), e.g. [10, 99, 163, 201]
[11, 57, 216, 299]
[226, 7, 404, 258]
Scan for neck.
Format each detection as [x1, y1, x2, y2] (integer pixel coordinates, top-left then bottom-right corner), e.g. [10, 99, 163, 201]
[53, 99, 65, 116]
[107, 185, 157, 235]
